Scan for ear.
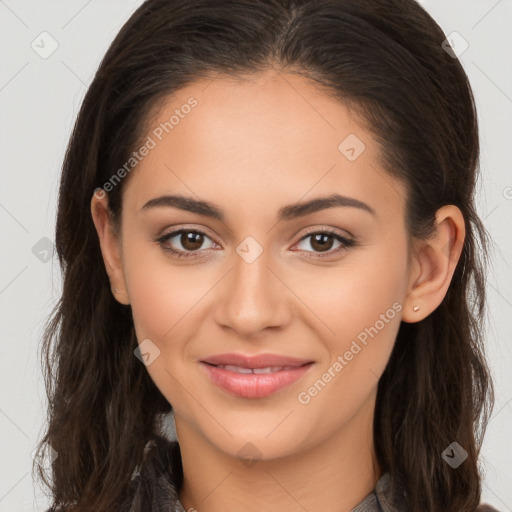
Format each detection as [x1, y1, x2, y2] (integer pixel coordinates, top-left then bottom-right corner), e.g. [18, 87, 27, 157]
[90, 189, 130, 306]
[402, 205, 465, 323]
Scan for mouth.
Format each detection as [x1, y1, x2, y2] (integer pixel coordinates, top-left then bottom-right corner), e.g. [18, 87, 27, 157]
[198, 353, 314, 398]
[203, 363, 307, 374]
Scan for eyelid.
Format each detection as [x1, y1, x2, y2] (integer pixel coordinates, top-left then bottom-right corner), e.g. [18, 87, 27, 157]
[154, 224, 356, 258]
[157, 224, 220, 243]
[296, 225, 354, 241]
[156, 224, 353, 243]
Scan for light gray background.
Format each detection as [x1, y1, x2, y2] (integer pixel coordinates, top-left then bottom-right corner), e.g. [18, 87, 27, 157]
[0, 0, 511, 510]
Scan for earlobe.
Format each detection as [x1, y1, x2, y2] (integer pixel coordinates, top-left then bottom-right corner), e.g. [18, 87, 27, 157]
[402, 205, 465, 323]
[90, 191, 131, 306]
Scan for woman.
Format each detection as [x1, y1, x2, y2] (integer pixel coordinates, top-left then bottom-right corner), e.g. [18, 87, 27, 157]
[35, 0, 500, 510]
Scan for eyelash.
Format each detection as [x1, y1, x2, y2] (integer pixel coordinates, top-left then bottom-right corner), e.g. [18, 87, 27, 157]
[154, 227, 356, 261]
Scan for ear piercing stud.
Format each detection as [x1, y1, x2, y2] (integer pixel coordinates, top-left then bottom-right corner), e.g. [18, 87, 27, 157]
[114, 288, 120, 294]
[413, 305, 420, 312]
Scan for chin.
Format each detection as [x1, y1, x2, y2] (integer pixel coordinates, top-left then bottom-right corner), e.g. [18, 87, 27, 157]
[201, 419, 314, 462]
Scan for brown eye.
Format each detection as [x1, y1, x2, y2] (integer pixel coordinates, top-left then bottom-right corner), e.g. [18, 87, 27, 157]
[179, 231, 205, 251]
[155, 229, 216, 258]
[295, 229, 356, 258]
[309, 233, 336, 252]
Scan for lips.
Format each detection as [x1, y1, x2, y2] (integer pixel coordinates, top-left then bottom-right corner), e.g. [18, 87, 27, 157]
[212, 364, 300, 374]
[199, 353, 314, 398]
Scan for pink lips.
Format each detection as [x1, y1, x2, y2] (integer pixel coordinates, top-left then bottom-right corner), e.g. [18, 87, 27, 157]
[199, 353, 314, 399]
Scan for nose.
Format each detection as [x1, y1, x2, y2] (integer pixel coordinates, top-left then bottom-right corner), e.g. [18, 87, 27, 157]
[213, 250, 293, 338]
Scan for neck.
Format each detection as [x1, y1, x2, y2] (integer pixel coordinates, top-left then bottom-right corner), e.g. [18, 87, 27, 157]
[176, 389, 381, 512]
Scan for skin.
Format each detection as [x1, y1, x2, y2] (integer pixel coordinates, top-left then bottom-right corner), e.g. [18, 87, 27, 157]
[91, 69, 465, 512]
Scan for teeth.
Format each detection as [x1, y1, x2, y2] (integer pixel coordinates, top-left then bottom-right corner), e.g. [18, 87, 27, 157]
[252, 367, 277, 374]
[222, 365, 254, 374]
[216, 364, 296, 374]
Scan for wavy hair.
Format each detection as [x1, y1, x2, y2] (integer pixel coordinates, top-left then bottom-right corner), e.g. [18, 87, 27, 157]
[34, 0, 494, 510]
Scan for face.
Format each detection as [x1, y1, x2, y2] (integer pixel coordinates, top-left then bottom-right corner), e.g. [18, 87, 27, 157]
[98, 70, 415, 460]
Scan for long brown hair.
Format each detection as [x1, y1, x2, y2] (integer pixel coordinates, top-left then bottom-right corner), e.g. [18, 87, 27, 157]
[34, 1, 494, 510]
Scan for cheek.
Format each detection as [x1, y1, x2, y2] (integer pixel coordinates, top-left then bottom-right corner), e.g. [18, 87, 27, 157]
[122, 239, 218, 402]
[296, 292, 402, 435]
[298, 246, 406, 350]
[123, 236, 211, 340]
[294, 244, 406, 410]
[121, 242, 206, 408]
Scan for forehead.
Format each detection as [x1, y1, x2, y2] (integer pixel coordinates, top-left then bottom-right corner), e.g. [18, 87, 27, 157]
[122, 70, 406, 223]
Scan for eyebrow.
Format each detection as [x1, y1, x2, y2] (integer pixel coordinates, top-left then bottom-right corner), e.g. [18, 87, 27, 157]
[141, 193, 376, 221]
